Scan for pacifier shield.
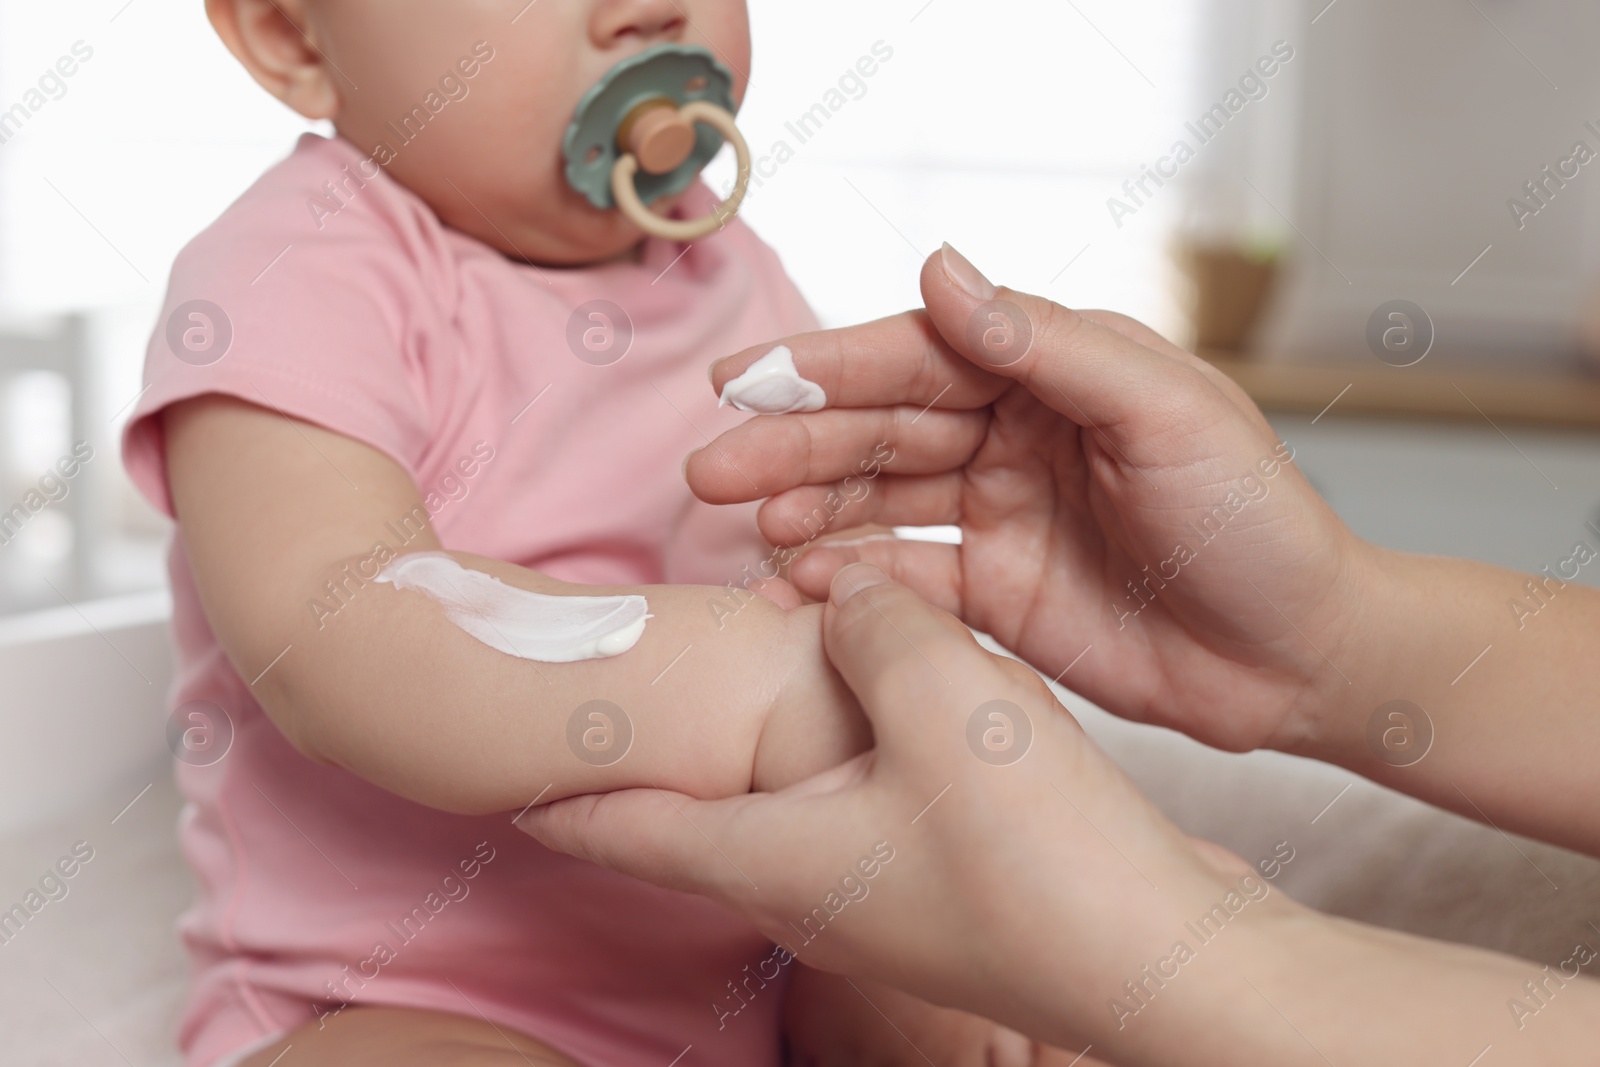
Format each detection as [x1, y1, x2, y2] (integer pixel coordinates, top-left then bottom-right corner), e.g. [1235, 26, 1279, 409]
[563, 44, 738, 211]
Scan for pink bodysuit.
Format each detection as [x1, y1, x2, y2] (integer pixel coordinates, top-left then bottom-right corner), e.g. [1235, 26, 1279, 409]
[122, 133, 818, 1067]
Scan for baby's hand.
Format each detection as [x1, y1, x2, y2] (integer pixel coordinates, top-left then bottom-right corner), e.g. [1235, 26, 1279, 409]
[749, 598, 872, 792]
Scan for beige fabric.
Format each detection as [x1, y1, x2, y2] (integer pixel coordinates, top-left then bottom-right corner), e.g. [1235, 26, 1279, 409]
[1068, 690, 1600, 966]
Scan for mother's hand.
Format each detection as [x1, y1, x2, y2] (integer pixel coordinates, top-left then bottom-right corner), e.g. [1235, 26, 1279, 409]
[517, 565, 1284, 1058]
[688, 246, 1373, 753]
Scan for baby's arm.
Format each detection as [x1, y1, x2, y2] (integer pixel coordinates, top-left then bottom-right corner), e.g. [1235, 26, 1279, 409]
[165, 395, 869, 814]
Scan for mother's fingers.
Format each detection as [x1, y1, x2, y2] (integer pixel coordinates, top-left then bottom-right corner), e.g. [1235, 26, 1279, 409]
[516, 777, 874, 922]
[921, 248, 1221, 439]
[1082, 307, 1278, 436]
[756, 473, 963, 547]
[791, 538, 964, 612]
[1079, 308, 1192, 362]
[687, 404, 988, 505]
[516, 788, 748, 898]
[823, 565, 1023, 756]
[710, 310, 1009, 412]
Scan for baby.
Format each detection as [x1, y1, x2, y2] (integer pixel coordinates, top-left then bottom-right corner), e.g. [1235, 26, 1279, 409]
[124, 1, 1057, 1064]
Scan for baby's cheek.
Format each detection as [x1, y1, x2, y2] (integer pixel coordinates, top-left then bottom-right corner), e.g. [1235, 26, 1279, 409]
[691, 0, 754, 97]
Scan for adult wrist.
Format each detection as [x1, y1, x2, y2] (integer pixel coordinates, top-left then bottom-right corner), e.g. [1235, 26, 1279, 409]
[1272, 536, 1420, 760]
[1080, 882, 1332, 1067]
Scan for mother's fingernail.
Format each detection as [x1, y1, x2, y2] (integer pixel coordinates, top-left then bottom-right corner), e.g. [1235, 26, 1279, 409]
[940, 242, 997, 301]
[830, 563, 891, 606]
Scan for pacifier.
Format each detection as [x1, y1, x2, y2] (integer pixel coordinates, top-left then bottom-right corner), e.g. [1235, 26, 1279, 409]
[562, 44, 752, 242]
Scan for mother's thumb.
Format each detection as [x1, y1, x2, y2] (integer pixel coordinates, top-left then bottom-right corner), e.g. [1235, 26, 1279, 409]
[920, 244, 1193, 433]
[516, 788, 738, 898]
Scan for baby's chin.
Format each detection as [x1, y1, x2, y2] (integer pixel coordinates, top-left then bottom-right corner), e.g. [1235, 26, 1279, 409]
[432, 180, 708, 268]
[462, 202, 680, 268]
[526, 218, 653, 268]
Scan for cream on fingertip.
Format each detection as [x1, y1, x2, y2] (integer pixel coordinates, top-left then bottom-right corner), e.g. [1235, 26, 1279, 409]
[717, 345, 826, 414]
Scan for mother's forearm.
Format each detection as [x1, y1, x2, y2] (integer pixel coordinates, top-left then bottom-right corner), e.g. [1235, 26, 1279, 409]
[1286, 546, 1600, 856]
[1089, 904, 1600, 1067]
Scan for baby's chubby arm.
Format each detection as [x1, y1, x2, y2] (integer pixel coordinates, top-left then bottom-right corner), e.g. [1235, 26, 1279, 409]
[165, 395, 869, 814]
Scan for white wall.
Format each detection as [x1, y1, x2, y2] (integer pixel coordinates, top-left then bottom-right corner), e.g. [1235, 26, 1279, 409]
[1265, 0, 1600, 369]
[707, 0, 1204, 331]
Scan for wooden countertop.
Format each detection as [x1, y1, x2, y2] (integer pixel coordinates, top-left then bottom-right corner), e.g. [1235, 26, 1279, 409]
[1202, 354, 1600, 430]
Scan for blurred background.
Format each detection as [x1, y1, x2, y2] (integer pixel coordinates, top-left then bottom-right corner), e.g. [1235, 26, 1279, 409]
[5, 2, 1600, 1062]
[3, 0, 1598, 616]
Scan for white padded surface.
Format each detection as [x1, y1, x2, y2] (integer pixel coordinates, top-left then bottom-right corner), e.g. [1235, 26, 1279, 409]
[0, 773, 188, 1066]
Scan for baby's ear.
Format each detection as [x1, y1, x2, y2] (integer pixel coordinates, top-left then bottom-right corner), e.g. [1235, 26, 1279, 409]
[206, 0, 341, 120]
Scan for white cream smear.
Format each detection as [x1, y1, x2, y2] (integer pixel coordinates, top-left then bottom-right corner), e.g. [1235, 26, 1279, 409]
[376, 552, 650, 663]
[718, 346, 827, 414]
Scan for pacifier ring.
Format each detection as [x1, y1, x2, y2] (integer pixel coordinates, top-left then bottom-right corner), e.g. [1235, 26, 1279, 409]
[562, 44, 747, 243]
[611, 101, 751, 242]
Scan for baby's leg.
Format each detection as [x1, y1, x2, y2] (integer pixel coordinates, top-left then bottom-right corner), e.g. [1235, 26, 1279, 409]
[237, 1006, 584, 1067]
[786, 968, 1108, 1067]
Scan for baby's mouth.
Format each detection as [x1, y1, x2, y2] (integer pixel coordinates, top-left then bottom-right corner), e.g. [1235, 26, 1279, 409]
[560, 44, 752, 243]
